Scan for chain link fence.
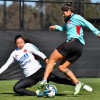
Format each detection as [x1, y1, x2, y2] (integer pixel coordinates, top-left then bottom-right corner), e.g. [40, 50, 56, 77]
[0, 0, 100, 30]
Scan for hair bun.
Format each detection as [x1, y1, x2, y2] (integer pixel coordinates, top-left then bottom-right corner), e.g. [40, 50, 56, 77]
[61, 3, 75, 12]
[67, 2, 72, 6]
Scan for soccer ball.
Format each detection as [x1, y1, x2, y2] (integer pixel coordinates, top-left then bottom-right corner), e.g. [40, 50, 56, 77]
[44, 84, 57, 97]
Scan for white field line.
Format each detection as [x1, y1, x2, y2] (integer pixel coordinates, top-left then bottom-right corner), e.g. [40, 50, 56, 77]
[63, 91, 72, 93]
[0, 84, 14, 86]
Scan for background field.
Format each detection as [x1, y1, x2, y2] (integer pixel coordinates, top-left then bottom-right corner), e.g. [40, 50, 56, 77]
[0, 78, 100, 100]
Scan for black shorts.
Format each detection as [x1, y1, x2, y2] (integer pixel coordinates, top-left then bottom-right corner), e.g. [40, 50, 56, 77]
[56, 38, 84, 63]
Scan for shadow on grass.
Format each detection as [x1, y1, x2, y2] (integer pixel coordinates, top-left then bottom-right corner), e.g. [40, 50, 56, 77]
[0, 93, 15, 95]
[56, 93, 67, 96]
[55, 93, 84, 97]
[0, 93, 25, 96]
[0, 92, 84, 97]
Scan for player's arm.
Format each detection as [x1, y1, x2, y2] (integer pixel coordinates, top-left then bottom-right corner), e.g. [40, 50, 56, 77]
[0, 52, 15, 74]
[49, 25, 67, 31]
[76, 15, 100, 36]
[30, 44, 48, 63]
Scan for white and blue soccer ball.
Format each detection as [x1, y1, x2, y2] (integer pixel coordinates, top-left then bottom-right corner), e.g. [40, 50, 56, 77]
[44, 84, 57, 97]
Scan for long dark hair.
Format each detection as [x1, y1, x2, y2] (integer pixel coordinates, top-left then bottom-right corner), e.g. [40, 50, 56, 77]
[14, 35, 30, 44]
[61, 3, 75, 12]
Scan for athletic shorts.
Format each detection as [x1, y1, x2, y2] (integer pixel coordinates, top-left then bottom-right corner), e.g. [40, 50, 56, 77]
[56, 38, 84, 63]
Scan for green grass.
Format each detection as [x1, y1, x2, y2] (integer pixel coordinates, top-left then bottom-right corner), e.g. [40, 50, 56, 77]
[0, 78, 100, 100]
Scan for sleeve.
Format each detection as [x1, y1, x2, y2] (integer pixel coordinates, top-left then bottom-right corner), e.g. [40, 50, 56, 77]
[0, 52, 15, 74]
[29, 44, 47, 60]
[76, 15, 100, 36]
[55, 25, 67, 31]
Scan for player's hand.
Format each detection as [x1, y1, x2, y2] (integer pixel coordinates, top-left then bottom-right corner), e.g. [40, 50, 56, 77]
[45, 58, 49, 64]
[49, 25, 56, 31]
[38, 79, 47, 89]
[97, 33, 100, 38]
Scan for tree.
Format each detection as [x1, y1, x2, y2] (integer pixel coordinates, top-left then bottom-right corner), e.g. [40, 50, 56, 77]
[7, 2, 19, 29]
[0, 5, 4, 29]
[0, 0, 100, 30]
[43, 0, 67, 29]
[24, 4, 40, 29]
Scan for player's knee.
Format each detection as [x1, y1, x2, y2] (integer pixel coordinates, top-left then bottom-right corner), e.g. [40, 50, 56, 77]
[49, 57, 57, 64]
[13, 85, 20, 93]
[49, 54, 60, 63]
[58, 65, 65, 72]
[13, 85, 17, 93]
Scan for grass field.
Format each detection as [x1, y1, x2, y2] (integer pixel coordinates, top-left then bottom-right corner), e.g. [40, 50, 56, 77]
[0, 78, 100, 100]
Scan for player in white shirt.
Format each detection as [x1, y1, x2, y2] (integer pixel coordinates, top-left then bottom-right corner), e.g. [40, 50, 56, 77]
[0, 35, 75, 96]
[0, 35, 92, 96]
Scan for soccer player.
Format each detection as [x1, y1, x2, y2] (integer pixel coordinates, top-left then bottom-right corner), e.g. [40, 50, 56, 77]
[0, 35, 82, 96]
[39, 3, 100, 95]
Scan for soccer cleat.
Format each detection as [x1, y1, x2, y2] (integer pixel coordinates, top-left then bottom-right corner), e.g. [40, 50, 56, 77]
[82, 85, 93, 92]
[74, 81, 83, 95]
[35, 90, 44, 97]
[38, 79, 47, 89]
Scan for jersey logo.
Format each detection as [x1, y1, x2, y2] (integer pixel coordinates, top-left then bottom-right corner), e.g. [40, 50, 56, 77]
[24, 49, 27, 53]
[68, 20, 71, 23]
[19, 53, 29, 64]
[16, 55, 18, 57]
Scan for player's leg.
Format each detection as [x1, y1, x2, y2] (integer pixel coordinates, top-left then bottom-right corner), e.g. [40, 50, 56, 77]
[13, 68, 44, 96]
[13, 77, 38, 96]
[58, 49, 84, 95]
[43, 49, 64, 80]
[48, 58, 75, 86]
[58, 60, 79, 84]
[58, 60, 83, 95]
[58, 55, 92, 95]
[48, 73, 75, 86]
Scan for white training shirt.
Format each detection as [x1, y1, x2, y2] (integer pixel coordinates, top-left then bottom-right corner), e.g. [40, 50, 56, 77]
[0, 43, 47, 77]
